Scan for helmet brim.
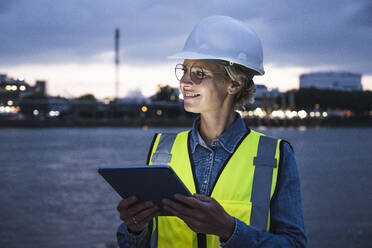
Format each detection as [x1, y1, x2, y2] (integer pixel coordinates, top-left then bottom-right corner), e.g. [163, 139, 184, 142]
[167, 51, 264, 75]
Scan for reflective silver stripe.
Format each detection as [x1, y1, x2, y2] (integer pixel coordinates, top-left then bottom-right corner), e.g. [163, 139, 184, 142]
[250, 135, 278, 231]
[151, 133, 177, 164]
[150, 217, 158, 248]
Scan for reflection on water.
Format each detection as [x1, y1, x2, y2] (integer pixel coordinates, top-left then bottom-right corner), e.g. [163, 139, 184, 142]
[0, 127, 371, 248]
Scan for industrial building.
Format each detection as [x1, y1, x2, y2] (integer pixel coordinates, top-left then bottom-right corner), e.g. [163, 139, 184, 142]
[299, 71, 362, 91]
[0, 74, 48, 117]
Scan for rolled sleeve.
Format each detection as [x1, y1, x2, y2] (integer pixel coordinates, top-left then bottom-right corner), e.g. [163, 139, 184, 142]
[116, 221, 151, 248]
[220, 218, 252, 247]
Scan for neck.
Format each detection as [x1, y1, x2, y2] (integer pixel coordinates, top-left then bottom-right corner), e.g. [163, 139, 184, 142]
[199, 109, 237, 147]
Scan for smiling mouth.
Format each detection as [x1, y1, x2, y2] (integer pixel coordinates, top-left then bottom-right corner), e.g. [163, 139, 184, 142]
[184, 93, 200, 97]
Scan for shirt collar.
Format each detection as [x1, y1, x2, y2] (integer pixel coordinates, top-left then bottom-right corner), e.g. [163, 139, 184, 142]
[190, 113, 248, 154]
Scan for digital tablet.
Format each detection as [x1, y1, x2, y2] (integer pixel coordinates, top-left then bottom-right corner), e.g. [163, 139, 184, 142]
[98, 165, 192, 216]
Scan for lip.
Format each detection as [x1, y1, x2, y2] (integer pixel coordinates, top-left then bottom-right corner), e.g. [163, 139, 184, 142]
[183, 92, 200, 99]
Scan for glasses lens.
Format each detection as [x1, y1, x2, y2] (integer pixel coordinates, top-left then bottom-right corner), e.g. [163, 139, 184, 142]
[175, 64, 186, 81]
[190, 66, 204, 84]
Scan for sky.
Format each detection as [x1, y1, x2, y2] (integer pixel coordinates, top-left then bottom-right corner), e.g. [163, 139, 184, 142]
[1, 0, 371, 99]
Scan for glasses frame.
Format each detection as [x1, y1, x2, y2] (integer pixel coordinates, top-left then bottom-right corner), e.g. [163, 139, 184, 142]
[174, 63, 227, 84]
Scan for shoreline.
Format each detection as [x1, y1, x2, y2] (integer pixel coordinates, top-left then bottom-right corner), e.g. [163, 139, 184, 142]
[0, 118, 371, 128]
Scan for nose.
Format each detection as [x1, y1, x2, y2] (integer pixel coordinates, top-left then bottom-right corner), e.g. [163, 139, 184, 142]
[180, 70, 193, 85]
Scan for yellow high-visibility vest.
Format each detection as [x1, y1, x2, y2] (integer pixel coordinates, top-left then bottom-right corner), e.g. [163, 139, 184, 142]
[147, 129, 281, 248]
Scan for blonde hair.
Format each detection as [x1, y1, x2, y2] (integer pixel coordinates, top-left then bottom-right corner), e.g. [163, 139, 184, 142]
[224, 65, 256, 109]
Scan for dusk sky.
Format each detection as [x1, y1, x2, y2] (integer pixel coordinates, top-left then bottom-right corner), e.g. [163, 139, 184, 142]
[1, 0, 371, 99]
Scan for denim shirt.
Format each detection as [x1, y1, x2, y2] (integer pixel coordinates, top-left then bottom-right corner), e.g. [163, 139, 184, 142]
[117, 114, 307, 247]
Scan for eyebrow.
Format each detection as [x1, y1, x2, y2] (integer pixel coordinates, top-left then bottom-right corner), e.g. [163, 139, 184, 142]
[183, 63, 214, 72]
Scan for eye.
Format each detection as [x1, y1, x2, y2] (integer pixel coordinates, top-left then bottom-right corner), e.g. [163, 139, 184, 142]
[195, 69, 206, 79]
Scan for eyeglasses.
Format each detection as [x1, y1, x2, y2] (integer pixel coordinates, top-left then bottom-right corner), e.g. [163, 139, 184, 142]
[174, 63, 226, 84]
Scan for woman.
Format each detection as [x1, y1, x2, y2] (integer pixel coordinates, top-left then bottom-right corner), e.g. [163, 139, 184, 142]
[116, 16, 307, 247]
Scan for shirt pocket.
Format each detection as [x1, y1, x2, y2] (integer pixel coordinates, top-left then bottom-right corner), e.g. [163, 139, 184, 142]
[219, 200, 252, 225]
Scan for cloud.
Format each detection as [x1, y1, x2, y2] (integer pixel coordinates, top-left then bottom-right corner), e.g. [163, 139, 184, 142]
[1, 0, 371, 74]
[251, 0, 372, 73]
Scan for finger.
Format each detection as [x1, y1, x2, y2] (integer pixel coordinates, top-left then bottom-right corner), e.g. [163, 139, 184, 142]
[139, 209, 161, 227]
[117, 196, 138, 211]
[128, 201, 155, 217]
[163, 199, 195, 218]
[136, 206, 160, 224]
[164, 205, 203, 233]
[163, 204, 183, 218]
[193, 193, 212, 202]
[174, 194, 205, 208]
[127, 207, 161, 233]
[120, 201, 154, 221]
[127, 217, 144, 232]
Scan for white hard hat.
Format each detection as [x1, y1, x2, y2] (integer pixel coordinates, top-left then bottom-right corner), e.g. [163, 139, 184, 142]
[168, 15, 265, 75]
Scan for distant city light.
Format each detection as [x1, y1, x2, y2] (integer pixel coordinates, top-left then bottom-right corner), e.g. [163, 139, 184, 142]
[49, 111, 60, 117]
[271, 110, 285, 119]
[7, 100, 13, 106]
[0, 106, 4, 112]
[156, 109, 163, 116]
[285, 110, 297, 119]
[5, 106, 11, 113]
[315, 112, 321, 117]
[12, 85, 18, 91]
[322, 112, 328, 118]
[33, 109, 39, 116]
[298, 110, 307, 119]
[18, 75, 25, 81]
[5, 85, 12, 91]
[254, 107, 265, 118]
[141, 106, 148, 113]
[310, 112, 315, 117]
[20, 85, 26, 91]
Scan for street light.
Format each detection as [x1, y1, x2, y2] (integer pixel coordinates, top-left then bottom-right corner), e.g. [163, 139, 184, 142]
[141, 106, 148, 113]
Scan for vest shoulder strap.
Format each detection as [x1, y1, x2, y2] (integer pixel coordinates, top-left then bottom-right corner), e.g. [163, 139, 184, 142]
[250, 134, 279, 231]
[150, 133, 177, 165]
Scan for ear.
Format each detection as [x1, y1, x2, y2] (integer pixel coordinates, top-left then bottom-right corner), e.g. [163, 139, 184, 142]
[227, 80, 243, 95]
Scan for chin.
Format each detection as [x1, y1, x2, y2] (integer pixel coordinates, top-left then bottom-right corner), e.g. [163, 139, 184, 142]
[183, 102, 201, 114]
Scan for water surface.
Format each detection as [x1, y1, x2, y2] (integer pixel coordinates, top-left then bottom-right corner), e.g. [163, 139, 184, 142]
[0, 127, 371, 248]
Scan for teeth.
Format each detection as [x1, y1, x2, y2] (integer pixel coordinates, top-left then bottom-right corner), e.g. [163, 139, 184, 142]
[185, 93, 199, 97]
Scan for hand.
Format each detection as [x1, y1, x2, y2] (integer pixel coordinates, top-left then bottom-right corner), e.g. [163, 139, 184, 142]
[117, 196, 160, 233]
[162, 194, 235, 240]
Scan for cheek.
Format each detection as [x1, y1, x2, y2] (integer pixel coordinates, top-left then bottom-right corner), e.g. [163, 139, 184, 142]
[209, 83, 229, 101]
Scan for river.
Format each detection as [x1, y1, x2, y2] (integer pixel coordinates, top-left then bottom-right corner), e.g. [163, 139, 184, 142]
[0, 126, 371, 248]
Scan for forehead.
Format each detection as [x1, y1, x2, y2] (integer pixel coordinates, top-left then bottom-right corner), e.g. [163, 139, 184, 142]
[183, 59, 224, 72]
